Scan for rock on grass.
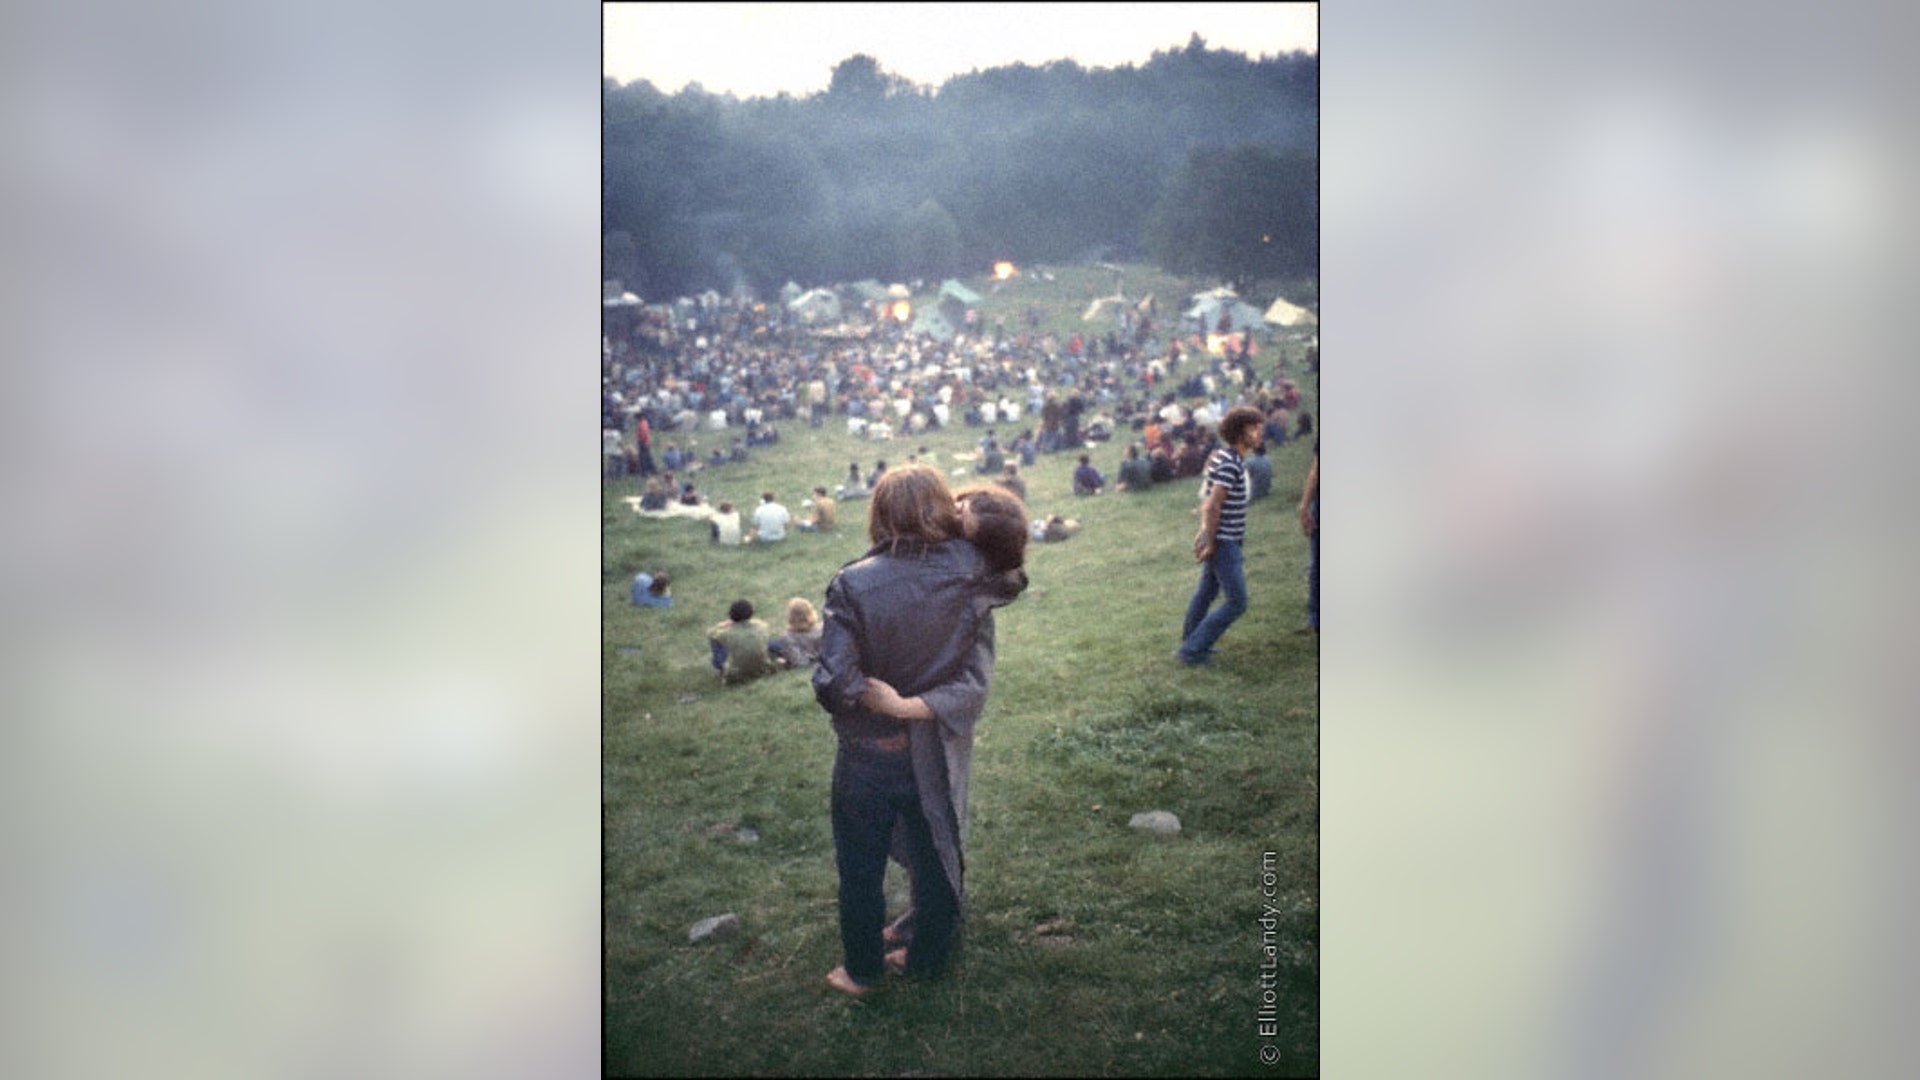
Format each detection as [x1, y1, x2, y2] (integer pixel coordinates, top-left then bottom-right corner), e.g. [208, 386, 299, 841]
[1128, 810, 1182, 835]
[689, 913, 741, 944]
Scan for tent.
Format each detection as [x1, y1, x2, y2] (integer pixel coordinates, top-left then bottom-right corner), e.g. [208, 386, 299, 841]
[912, 307, 956, 343]
[787, 288, 842, 324]
[848, 279, 890, 304]
[887, 283, 912, 299]
[1264, 296, 1319, 327]
[779, 281, 804, 304]
[939, 279, 984, 307]
[603, 290, 642, 309]
[1184, 295, 1266, 334]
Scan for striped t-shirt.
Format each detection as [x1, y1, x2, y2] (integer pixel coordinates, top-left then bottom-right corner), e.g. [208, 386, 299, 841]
[1203, 447, 1249, 543]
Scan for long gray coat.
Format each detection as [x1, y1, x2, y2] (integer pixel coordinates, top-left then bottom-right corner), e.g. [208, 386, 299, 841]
[813, 538, 1025, 911]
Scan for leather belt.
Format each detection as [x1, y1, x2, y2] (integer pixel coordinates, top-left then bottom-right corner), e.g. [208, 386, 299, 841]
[844, 732, 909, 753]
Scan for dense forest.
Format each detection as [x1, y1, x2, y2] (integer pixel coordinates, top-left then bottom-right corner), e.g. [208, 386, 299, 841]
[604, 34, 1317, 300]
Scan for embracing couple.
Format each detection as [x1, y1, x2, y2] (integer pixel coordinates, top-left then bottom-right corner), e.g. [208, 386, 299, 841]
[811, 463, 1029, 997]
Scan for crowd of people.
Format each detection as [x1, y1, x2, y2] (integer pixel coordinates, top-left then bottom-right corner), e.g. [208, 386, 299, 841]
[612, 285, 1320, 627]
[614, 285, 1320, 997]
[602, 288, 1316, 488]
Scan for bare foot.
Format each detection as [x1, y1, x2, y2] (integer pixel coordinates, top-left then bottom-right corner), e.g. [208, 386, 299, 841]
[884, 948, 908, 976]
[826, 966, 876, 997]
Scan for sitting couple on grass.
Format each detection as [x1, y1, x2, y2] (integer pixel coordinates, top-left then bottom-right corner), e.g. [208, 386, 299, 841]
[707, 597, 827, 683]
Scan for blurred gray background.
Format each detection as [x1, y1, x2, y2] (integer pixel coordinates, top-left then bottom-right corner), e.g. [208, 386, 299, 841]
[6, 2, 1912, 1077]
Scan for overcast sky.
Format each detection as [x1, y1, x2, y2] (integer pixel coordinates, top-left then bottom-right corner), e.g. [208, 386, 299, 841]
[604, 2, 1317, 98]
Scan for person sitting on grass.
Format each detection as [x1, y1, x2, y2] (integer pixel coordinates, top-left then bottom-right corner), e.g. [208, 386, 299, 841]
[1149, 443, 1177, 484]
[708, 599, 775, 684]
[769, 597, 825, 670]
[837, 461, 868, 501]
[1117, 442, 1154, 491]
[1173, 435, 1209, 479]
[976, 437, 1004, 476]
[709, 501, 743, 546]
[1071, 453, 1106, 496]
[996, 463, 1027, 502]
[795, 486, 837, 532]
[1245, 441, 1274, 501]
[747, 490, 791, 543]
[1011, 429, 1037, 467]
[638, 476, 669, 511]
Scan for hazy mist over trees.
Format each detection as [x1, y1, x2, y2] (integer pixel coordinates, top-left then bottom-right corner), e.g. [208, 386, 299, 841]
[603, 35, 1317, 298]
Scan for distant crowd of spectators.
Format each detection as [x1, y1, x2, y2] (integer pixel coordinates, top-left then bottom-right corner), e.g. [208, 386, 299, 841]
[601, 287, 1317, 486]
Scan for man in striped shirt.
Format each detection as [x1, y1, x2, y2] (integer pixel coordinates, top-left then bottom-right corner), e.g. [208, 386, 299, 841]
[1176, 406, 1267, 666]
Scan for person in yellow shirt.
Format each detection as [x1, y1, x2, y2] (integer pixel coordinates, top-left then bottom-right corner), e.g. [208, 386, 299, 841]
[796, 486, 837, 532]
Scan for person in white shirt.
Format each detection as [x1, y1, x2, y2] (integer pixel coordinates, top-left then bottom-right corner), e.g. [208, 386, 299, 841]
[604, 427, 626, 479]
[749, 491, 792, 543]
[710, 502, 744, 546]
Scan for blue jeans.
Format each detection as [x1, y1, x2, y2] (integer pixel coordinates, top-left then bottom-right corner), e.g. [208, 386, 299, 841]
[1307, 519, 1318, 629]
[1179, 539, 1247, 661]
[831, 745, 957, 985]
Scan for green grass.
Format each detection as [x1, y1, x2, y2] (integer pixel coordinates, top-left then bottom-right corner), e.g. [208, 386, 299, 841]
[605, 265, 1318, 1077]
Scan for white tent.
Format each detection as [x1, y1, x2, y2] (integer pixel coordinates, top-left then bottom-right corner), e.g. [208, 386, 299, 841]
[1264, 296, 1318, 327]
[1185, 295, 1265, 333]
[787, 288, 842, 324]
[940, 279, 984, 307]
[913, 307, 956, 343]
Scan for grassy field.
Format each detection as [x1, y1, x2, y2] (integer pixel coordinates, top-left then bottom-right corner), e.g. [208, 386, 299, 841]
[604, 266, 1319, 1076]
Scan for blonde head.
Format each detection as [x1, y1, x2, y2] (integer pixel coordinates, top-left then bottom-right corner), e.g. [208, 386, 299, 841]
[785, 597, 819, 633]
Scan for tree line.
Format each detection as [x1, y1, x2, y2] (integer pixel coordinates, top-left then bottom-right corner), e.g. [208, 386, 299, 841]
[604, 34, 1317, 300]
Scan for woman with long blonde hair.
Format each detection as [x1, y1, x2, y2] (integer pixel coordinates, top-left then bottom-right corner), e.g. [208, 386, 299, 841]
[770, 596, 824, 669]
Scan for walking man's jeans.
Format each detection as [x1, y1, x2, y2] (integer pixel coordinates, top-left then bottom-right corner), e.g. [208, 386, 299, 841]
[1307, 522, 1318, 630]
[1178, 539, 1247, 662]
